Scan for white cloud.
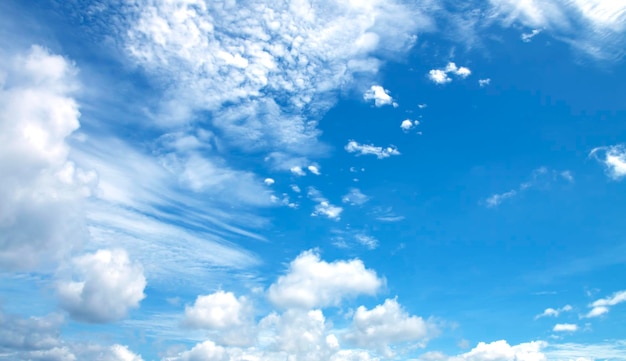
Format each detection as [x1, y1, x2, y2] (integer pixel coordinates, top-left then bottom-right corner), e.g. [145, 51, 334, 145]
[553, 323, 578, 332]
[427, 62, 471, 84]
[267, 250, 383, 309]
[308, 164, 321, 175]
[183, 291, 248, 329]
[345, 140, 400, 159]
[363, 85, 395, 107]
[586, 289, 626, 318]
[342, 188, 370, 206]
[428, 69, 451, 84]
[308, 187, 343, 220]
[56, 249, 146, 323]
[521, 29, 542, 42]
[123, 0, 432, 154]
[485, 190, 517, 208]
[264, 178, 275, 185]
[354, 234, 379, 250]
[400, 119, 420, 132]
[291, 184, 302, 193]
[346, 298, 434, 357]
[427, 340, 548, 361]
[488, 0, 626, 59]
[535, 305, 573, 319]
[0, 45, 95, 271]
[478, 78, 491, 87]
[290, 166, 307, 176]
[590, 144, 626, 180]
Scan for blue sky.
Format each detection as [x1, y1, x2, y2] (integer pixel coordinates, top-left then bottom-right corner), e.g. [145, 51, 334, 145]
[1, 0, 626, 360]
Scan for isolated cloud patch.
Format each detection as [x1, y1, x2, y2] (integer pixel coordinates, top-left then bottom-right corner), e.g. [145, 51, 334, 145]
[590, 144, 626, 180]
[345, 140, 400, 159]
[56, 249, 146, 323]
[363, 85, 397, 107]
[535, 304, 572, 319]
[267, 250, 383, 309]
[553, 323, 578, 332]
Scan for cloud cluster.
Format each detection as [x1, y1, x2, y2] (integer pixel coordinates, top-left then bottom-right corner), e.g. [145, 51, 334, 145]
[345, 140, 400, 159]
[400, 119, 420, 132]
[165, 250, 437, 361]
[308, 187, 343, 220]
[123, 0, 430, 157]
[56, 249, 146, 323]
[586, 289, 626, 318]
[0, 45, 95, 271]
[427, 62, 471, 84]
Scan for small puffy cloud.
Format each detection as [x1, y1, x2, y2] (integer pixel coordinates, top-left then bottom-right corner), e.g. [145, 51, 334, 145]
[418, 103, 428, 109]
[363, 85, 395, 107]
[264, 178, 275, 185]
[400, 119, 420, 132]
[521, 29, 542, 42]
[478, 78, 491, 87]
[553, 323, 578, 332]
[428, 69, 451, 84]
[267, 250, 383, 309]
[290, 166, 306, 176]
[183, 291, 247, 329]
[345, 298, 434, 357]
[308, 164, 321, 175]
[485, 190, 517, 208]
[345, 140, 400, 159]
[590, 144, 626, 180]
[586, 289, 626, 318]
[428, 62, 471, 84]
[56, 249, 146, 323]
[342, 188, 369, 206]
[535, 304, 573, 319]
[291, 184, 301, 193]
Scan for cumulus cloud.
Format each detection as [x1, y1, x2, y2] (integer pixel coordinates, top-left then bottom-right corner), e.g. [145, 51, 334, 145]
[590, 144, 626, 180]
[0, 45, 95, 271]
[56, 249, 146, 323]
[553, 323, 578, 332]
[535, 304, 573, 319]
[427, 62, 471, 84]
[342, 188, 369, 205]
[290, 166, 307, 176]
[586, 289, 626, 318]
[267, 250, 383, 309]
[0, 307, 143, 360]
[345, 140, 400, 159]
[425, 340, 548, 361]
[478, 78, 491, 87]
[400, 119, 420, 132]
[346, 298, 434, 357]
[363, 85, 397, 107]
[183, 291, 248, 329]
[308, 164, 321, 175]
[264, 178, 275, 185]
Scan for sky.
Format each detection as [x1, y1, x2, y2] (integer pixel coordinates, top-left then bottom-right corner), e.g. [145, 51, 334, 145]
[1, 0, 626, 360]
